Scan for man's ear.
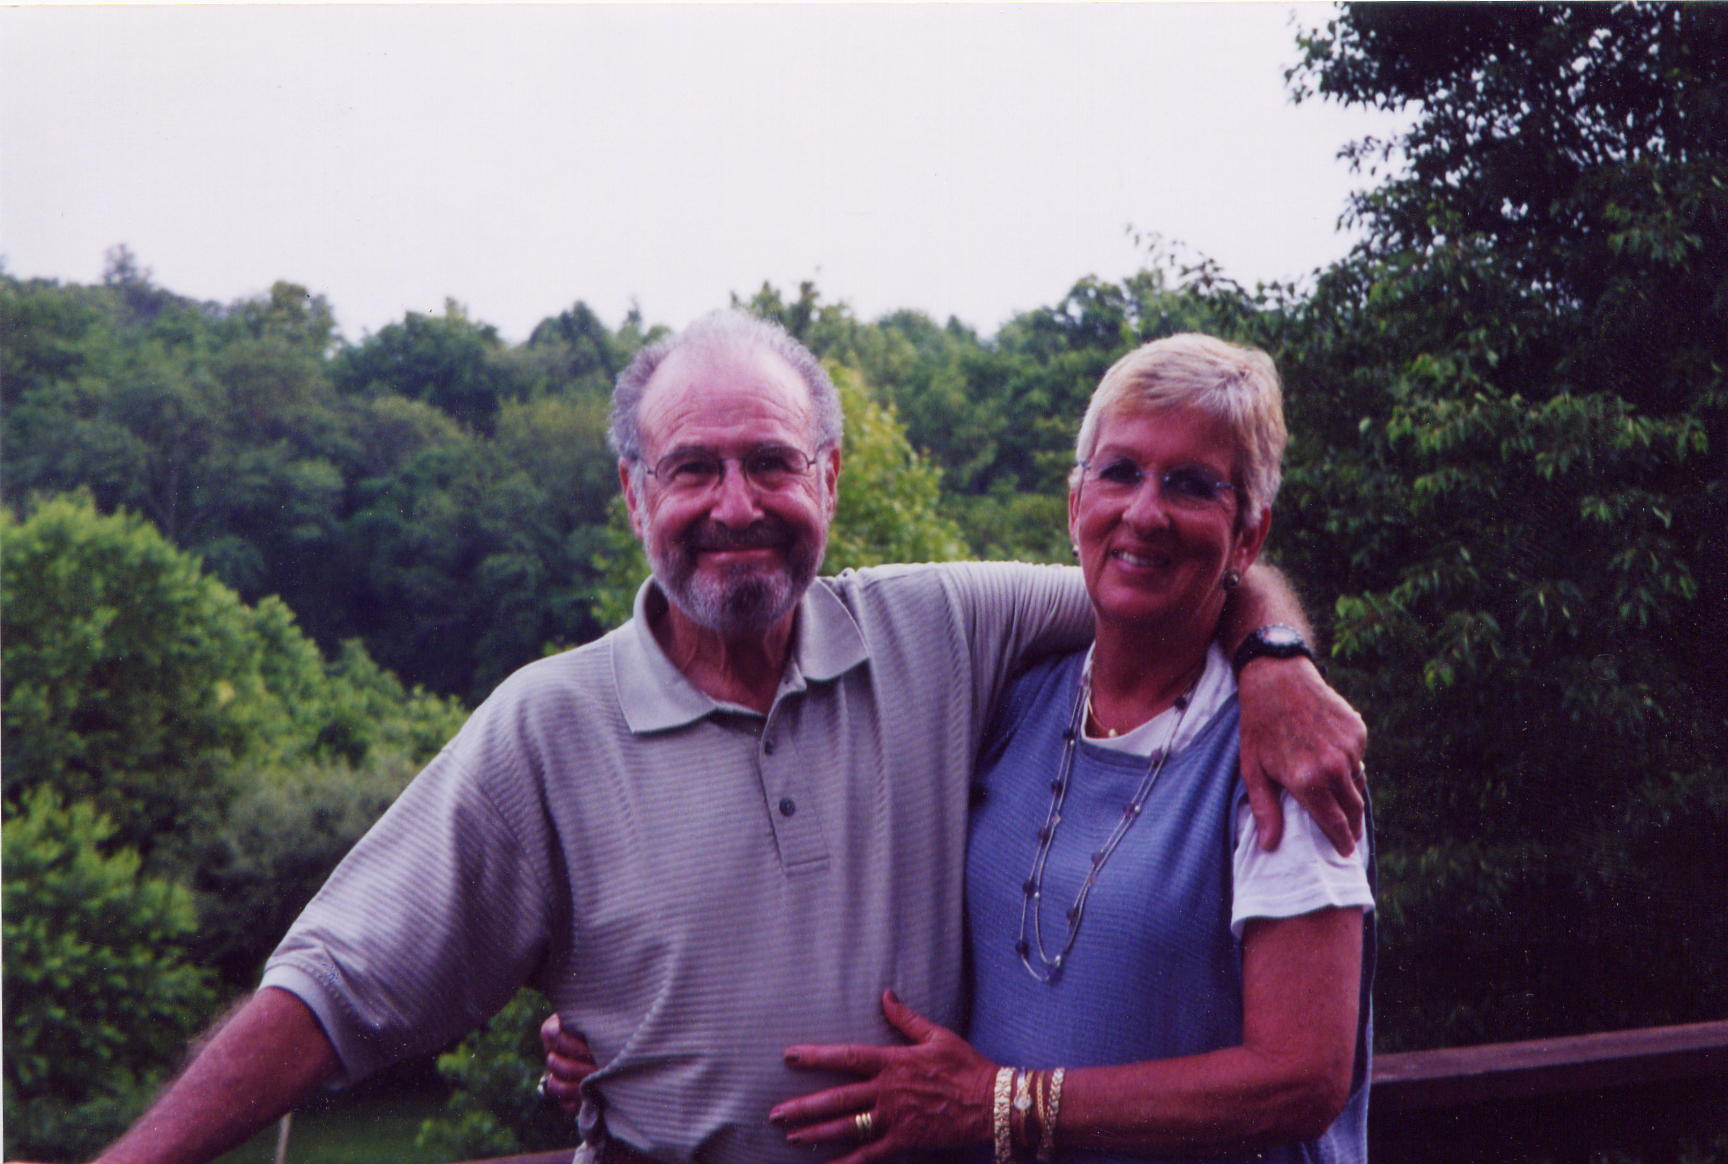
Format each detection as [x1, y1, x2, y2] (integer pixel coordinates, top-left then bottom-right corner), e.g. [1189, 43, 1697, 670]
[822, 444, 842, 519]
[619, 460, 645, 539]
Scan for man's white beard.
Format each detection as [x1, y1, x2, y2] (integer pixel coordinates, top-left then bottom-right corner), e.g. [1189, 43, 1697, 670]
[648, 521, 824, 634]
[666, 561, 803, 634]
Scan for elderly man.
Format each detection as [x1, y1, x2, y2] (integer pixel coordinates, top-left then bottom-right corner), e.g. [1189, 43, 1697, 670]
[91, 311, 1363, 1164]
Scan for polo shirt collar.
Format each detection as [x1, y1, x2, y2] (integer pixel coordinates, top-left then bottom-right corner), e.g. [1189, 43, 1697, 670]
[612, 576, 869, 734]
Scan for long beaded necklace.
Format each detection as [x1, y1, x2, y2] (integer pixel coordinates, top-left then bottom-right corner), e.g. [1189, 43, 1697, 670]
[1015, 660, 1197, 983]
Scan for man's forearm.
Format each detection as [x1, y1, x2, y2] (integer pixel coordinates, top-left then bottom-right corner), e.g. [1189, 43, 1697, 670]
[95, 987, 338, 1164]
[1218, 562, 1368, 855]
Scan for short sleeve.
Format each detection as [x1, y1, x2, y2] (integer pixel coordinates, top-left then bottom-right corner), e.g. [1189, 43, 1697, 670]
[931, 562, 1092, 731]
[261, 687, 560, 1086]
[1231, 791, 1373, 939]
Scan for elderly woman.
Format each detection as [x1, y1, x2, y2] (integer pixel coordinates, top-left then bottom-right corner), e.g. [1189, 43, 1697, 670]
[768, 334, 1374, 1162]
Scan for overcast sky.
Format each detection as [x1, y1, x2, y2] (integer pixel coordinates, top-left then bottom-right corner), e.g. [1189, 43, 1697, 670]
[1, 3, 1409, 343]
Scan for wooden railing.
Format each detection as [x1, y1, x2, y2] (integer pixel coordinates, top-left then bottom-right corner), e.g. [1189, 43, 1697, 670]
[1369, 1019, 1727, 1162]
[467, 1020, 1728, 1164]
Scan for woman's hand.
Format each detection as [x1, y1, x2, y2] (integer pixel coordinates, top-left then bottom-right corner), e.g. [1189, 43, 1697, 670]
[772, 990, 996, 1162]
[539, 1012, 597, 1117]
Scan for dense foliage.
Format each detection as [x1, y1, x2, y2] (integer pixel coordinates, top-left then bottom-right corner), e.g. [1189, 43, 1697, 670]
[1270, 0, 1728, 1047]
[415, 991, 575, 1160]
[3, 790, 218, 1159]
[2, 269, 641, 705]
[3, 4, 1722, 1158]
[1, 499, 464, 1156]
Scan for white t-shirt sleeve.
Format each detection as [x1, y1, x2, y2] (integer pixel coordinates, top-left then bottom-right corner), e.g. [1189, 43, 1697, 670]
[1231, 791, 1374, 939]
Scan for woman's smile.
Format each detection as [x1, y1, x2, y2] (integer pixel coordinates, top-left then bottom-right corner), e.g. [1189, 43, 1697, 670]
[1108, 545, 1176, 571]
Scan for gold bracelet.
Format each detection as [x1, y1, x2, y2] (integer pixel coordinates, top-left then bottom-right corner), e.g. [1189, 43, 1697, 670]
[1036, 1066, 1066, 1162]
[992, 1066, 1016, 1164]
[1025, 1069, 1047, 1158]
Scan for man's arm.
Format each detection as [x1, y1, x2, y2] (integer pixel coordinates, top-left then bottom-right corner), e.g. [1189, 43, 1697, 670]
[1222, 564, 1368, 855]
[93, 987, 338, 1164]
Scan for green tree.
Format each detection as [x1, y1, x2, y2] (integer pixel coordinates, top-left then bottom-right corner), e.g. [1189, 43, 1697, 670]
[332, 300, 540, 432]
[825, 365, 969, 569]
[1, 274, 215, 536]
[1278, 1, 1728, 1048]
[341, 390, 621, 702]
[2, 271, 359, 620]
[2, 494, 467, 983]
[3, 789, 219, 1160]
[221, 279, 339, 357]
[523, 299, 650, 398]
[0, 273, 119, 412]
[189, 636, 466, 983]
[2, 495, 285, 865]
[313, 303, 635, 699]
[584, 495, 651, 633]
[416, 989, 576, 1160]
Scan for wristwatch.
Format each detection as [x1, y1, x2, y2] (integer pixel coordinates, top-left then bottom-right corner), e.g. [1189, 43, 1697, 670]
[1231, 624, 1320, 675]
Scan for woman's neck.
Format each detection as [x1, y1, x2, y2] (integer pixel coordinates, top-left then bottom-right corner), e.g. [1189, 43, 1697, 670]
[1086, 620, 1215, 736]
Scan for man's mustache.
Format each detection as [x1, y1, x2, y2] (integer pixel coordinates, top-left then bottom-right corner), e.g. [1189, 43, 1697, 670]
[685, 521, 792, 553]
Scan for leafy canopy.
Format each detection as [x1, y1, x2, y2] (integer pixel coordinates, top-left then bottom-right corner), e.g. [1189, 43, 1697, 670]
[1276, 0, 1728, 1047]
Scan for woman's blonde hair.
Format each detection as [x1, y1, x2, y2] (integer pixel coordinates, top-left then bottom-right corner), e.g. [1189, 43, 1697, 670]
[1071, 333, 1287, 529]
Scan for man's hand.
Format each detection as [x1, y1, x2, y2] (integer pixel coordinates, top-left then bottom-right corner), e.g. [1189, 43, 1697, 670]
[1237, 656, 1367, 855]
[539, 1012, 597, 1117]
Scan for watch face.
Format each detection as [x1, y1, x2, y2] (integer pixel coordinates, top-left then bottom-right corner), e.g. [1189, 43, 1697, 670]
[1235, 624, 1314, 674]
[1261, 625, 1304, 648]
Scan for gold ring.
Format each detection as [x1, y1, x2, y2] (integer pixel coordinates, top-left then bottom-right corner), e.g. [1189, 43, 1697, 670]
[854, 1110, 876, 1140]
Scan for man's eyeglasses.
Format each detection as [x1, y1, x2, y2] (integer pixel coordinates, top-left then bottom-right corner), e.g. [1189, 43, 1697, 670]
[642, 444, 821, 494]
[1078, 458, 1238, 510]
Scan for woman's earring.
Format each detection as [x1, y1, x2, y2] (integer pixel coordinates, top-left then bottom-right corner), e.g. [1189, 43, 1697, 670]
[1071, 544, 1080, 559]
[1222, 568, 1242, 591]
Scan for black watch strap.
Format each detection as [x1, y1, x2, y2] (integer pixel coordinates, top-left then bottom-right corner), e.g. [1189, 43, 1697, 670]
[1231, 624, 1321, 675]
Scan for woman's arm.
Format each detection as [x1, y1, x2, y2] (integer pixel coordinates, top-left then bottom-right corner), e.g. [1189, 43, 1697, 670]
[1054, 907, 1363, 1155]
[773, 907, 1364, 1161]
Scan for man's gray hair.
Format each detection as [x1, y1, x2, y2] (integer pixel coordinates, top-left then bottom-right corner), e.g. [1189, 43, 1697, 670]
[609, 309, 844, 464]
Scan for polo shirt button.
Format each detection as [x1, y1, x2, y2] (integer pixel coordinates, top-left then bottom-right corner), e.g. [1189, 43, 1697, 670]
[764, 740, 777, 755]
[778, 797, 796, 817]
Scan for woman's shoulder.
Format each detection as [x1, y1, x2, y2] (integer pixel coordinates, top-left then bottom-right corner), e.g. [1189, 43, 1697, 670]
[979, 649, 1086, 762]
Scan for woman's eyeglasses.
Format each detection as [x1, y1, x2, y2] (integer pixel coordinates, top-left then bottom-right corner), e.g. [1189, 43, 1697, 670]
[1078, 458, 1237, 510]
